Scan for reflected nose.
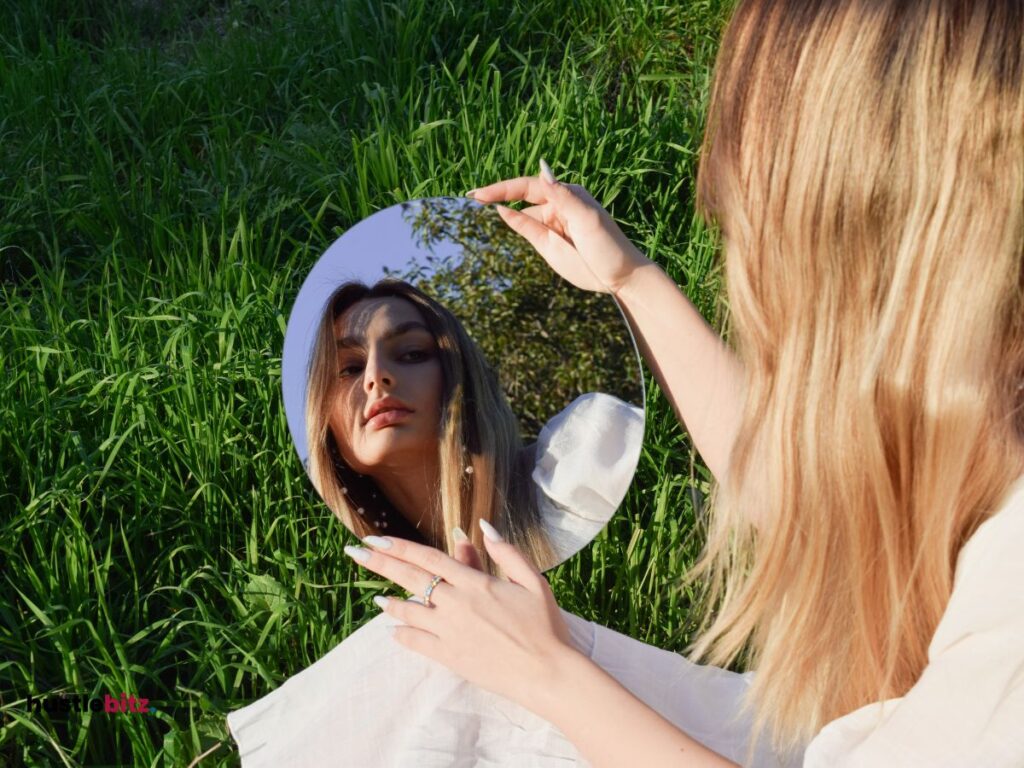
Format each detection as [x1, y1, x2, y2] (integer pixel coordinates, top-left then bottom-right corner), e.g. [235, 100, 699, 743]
[363, 349, 393, 394]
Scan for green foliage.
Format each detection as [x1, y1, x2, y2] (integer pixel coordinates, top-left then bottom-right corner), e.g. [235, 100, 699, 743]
[0, 0, 736, 764]
[396, 197, 641, 439]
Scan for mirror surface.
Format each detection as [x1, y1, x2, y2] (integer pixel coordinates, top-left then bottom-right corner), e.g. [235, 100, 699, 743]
[282, 197, 645, 571]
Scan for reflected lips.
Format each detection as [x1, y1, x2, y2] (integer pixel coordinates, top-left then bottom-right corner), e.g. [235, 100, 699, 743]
[365, 398, 414, 429]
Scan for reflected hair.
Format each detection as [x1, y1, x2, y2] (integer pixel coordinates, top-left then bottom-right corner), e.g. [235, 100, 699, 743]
[305, 279, 559, 575]
[689, 0, 1024, 756]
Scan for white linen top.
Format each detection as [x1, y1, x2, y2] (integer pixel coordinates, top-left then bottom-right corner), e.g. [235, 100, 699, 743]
[226, 607, 790, 767]
[226, 472, 1024, 767]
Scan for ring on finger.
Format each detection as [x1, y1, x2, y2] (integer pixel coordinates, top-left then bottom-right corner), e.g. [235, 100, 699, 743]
[423, 574, 444, 607]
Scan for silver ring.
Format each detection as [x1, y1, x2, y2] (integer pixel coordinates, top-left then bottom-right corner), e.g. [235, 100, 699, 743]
[423, 574, 444, 607]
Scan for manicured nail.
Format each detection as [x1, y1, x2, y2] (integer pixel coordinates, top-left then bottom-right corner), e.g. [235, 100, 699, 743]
[362, 535, 392, 549]
[539, 159, 556, 184]
[344, 545, 370, 563]
[479, 519, 504, 542]
[373, 595, 390, 610]
[464, 189, 478, 198]
[452, 526, 469, 543]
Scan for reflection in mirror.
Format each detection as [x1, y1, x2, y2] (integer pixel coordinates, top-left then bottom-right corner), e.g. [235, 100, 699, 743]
[281, 197, 644, 573]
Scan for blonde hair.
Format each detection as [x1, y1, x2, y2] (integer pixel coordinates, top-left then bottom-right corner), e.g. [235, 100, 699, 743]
[689, 0, 1024, 754]
[305, 279, 559, 576]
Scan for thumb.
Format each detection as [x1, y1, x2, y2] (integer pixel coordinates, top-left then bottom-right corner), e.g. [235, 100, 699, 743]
[540, 175, 602, 228]
[494, 204, 607, 293]
[478, 519, 546, 591]
[494, 203, 575, 257]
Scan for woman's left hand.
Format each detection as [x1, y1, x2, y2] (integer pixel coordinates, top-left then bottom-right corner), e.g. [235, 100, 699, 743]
[343, 520, 577, 715]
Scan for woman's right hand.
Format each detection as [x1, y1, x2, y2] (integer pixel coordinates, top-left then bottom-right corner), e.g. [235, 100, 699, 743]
[466, 162, 653, 295]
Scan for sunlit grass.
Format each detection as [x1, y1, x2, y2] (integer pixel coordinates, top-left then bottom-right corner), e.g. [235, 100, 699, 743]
[1, 0, 735, 764]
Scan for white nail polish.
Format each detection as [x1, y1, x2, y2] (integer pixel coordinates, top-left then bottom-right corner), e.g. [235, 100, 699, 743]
[452, 526, 469, 543]
[539, 158, 557, 184]
[373, 595, 390, 610]
[479, 518, 504, 542]
[362, 535, 392, 549]
[344, 545, 370, 562]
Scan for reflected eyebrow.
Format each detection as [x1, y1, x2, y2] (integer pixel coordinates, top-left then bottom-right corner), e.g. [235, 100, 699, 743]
[336, 320, 432, 350]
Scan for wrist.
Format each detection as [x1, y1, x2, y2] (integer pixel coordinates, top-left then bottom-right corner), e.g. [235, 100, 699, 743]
[528, 644, 595, 724]
[612, 256, 661, 301]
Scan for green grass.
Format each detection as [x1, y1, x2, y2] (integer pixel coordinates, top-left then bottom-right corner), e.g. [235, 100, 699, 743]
[0, 0, 735, 764]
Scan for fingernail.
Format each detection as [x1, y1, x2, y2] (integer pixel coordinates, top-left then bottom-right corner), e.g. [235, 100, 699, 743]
[452, 526, 468, 542]
[464, 189, 478, 198]
[539, 159, 556, 184]
[344, 545, 370, 563]
[373, 595, 390, 610]
[479, 519, 504, 542]
[362, 535, 392, 549]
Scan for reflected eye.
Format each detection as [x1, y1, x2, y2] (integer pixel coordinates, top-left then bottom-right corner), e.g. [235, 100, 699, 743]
[400, 349, 431, 363]
[338, 362, 363, 378]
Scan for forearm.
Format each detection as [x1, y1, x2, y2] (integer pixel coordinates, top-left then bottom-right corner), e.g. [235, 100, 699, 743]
[532, 647, 739, 768]
[614, 260, 745, 485]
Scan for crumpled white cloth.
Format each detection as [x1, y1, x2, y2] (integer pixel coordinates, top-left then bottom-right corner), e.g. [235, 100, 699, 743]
[226, 609, 797, 767]
[533, 392, 645, 563]
[227, 392, 798, 766]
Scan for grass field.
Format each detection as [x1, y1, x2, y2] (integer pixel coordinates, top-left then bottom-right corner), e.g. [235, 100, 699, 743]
[0, 0, 735, 764]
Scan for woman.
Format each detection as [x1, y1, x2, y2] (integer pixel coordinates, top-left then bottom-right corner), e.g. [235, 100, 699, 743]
[305, 279, 561, 574]
[344, 0, 1024, 764]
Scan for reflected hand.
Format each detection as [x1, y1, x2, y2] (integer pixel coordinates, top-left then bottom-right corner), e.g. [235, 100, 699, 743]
[467, 161, 652, 295]
[343, 522, 577, 713]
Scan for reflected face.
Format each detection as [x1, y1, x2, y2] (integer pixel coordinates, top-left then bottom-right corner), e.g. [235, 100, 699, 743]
[329, 297, 444, 475]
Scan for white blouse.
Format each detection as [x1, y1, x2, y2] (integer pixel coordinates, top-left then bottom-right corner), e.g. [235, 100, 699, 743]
[226, 608, 789, 767]
[227, 468, 1024, 767]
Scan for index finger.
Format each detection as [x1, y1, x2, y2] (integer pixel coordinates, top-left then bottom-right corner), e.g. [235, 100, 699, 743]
[361, 535, 484, 588]
[467, 176, 554, 205]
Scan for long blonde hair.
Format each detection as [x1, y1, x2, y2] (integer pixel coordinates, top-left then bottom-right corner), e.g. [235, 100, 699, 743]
[689, 0, 1024, 754]
[305, 279, 559, 576]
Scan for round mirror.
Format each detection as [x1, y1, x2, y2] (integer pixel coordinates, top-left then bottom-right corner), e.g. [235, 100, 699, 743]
[282, 197, 645, 572]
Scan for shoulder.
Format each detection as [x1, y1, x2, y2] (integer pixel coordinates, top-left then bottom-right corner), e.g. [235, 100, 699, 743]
[532, 393, 644, 561]
[534, 392, 644, 465]
[532, 392, 644, 516]
[804, 474, 1024, 767]
[930, 473, 1024, 652]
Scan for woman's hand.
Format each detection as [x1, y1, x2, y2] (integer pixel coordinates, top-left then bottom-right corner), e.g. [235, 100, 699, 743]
[452, 525, 483, 571]
[343, 520, 578, 715]
[467, 160, 653, 295]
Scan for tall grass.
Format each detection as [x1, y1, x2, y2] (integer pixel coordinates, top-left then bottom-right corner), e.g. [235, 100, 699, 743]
[0, 0, 735, 764]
